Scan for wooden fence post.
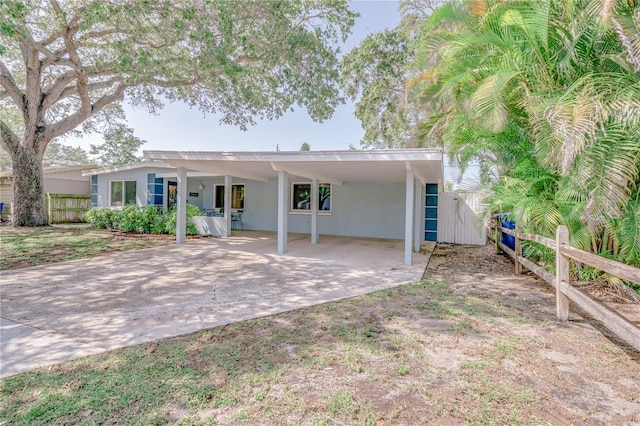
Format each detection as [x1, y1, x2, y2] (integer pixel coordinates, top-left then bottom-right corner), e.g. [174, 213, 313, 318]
[495, 216, 501, 254]
[46, 193, 52, 223]
[556, 225, 570, 321]
[515, 225, 522, 274]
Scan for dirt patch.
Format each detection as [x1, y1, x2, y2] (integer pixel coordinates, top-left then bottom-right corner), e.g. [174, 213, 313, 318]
[425, 244, 640, 425]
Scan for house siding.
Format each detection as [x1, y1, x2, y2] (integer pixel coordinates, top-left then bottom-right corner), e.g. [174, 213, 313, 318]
[242, 179, 409, 240]
[43, 178, 90, 195]
[95, 168, 163, 208]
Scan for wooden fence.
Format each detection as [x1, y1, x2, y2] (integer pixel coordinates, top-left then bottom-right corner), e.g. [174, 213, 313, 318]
[46, 193, 91, 224]
[489, 217, 640, 352]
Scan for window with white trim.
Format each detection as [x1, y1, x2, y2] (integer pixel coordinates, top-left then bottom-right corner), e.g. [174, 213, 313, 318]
[291, 182, 331, 212]
[110, 180, 137, 207]
[214, 184, 245, 209]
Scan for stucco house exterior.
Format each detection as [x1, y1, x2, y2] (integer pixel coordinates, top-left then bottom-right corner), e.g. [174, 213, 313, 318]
[84, 149, 486, 264]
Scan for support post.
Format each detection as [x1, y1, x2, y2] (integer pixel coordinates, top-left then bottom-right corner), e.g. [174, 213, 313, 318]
[413, 179, 421, 252]
[404, 169, 415, 265]
[224, 175, 232, 237]
[556, 225, 570, 321]
[515, 225, 522, 274]
[277, 171, 288, 254]
[310, 178, 318, 244]
[176, 167, 187, 244]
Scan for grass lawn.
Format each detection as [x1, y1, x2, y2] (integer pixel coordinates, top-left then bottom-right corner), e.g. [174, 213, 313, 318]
[1, 279, 547, 425]
[0, 224, 171, 270]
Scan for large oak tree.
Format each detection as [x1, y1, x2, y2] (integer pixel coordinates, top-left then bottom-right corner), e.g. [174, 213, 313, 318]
[0, 0, 355, 226]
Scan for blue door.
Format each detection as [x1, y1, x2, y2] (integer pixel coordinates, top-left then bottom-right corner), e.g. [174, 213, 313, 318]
[425, 184, 438, 241]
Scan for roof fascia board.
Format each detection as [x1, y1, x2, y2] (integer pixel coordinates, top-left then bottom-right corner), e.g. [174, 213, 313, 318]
[82, 161, 173, 176]
[144, 149, 443, 163]
[155, 171, 217, 178]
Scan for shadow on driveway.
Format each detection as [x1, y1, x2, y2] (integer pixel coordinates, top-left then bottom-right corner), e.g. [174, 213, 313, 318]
[0, 232, 433, 377]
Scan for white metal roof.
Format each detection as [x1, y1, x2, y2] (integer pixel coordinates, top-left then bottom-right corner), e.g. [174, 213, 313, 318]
[142, 149, 444, 184]
[81, 161, 174, 176]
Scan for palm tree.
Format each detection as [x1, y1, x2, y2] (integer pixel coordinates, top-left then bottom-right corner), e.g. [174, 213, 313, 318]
[414, 0, 640, 278]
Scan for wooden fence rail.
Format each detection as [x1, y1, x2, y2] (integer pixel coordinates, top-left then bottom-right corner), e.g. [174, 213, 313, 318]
[490, 217, 640, 352]
[46, 193, 91, 224]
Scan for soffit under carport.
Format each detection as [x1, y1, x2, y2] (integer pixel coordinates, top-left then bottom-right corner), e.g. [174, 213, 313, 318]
[143, 149, 443, 184]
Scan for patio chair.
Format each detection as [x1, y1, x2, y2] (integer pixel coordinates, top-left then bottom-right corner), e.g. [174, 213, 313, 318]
[231, 211, 244, 230]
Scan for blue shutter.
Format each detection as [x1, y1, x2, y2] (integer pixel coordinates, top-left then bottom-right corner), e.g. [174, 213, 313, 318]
[424, 184, 438, 241]
[91, 175, 98, 207]
[147, 173, 164, 206]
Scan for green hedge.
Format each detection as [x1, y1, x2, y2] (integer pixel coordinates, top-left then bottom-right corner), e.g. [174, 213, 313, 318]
[85, 204, 199, 235]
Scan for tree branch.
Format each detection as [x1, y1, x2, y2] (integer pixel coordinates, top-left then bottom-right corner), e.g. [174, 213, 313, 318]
[0, 62, 25, 112]
[41, 70, 77, 110]
[13, 24, 60, 63]
[50, 0, 91, 118]
[76, 28, 122, 43]
[46, 83, 126, 140]
[0, 119, 20, 153]
[44, 78, 123, 110]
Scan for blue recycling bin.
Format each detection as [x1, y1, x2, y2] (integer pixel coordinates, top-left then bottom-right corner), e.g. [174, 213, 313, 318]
[497, 213, 515, 250]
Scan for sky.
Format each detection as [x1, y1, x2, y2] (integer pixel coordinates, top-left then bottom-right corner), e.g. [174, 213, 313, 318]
[64, 1, 402, 154]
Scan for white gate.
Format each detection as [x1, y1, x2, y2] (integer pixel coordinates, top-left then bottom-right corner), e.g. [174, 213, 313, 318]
[437, 192, 487, 245]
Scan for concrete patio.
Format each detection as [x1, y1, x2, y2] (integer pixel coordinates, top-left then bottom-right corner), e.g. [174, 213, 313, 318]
[0, 232, 433, 378]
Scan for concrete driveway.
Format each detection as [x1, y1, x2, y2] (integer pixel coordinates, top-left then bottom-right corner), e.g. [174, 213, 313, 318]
[1, 232, 432, 378]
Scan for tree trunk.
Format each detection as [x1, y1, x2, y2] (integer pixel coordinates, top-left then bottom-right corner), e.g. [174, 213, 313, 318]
[12, 144, 48, 226]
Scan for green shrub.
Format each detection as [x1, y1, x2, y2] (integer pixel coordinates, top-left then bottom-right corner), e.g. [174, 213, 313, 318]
[119, 205, 168, 234]
[85, 207, 122, 229]
[85, 204, 199, 235]
[120, 204, 143, 233]
[165, 204, 199, 235]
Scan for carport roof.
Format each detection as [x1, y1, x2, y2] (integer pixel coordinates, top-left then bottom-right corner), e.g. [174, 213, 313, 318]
[143, 149, 443, 185]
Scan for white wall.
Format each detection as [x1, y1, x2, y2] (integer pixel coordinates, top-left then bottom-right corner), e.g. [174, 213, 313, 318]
[95, 168, 159, 207]
[241, 179, 409, 240]
[44, 178, 90, 195]
[437, 192, 487, 245]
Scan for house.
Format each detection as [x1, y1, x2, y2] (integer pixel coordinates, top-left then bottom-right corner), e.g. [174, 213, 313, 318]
[85, 149, 487, 265]
[0, 164, 94, 222]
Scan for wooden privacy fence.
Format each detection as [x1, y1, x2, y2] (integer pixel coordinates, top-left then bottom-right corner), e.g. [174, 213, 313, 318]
[46, 193, 91, 223]
[490, 217, 640, 352]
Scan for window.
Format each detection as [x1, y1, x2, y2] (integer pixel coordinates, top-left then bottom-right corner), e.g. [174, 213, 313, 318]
[291, 182, 331, 212]
[214, 184, 245, 209]
[110, 180, 137, 207]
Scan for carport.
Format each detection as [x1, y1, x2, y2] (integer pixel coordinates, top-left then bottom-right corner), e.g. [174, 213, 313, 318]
[143, 149, 444, 265]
